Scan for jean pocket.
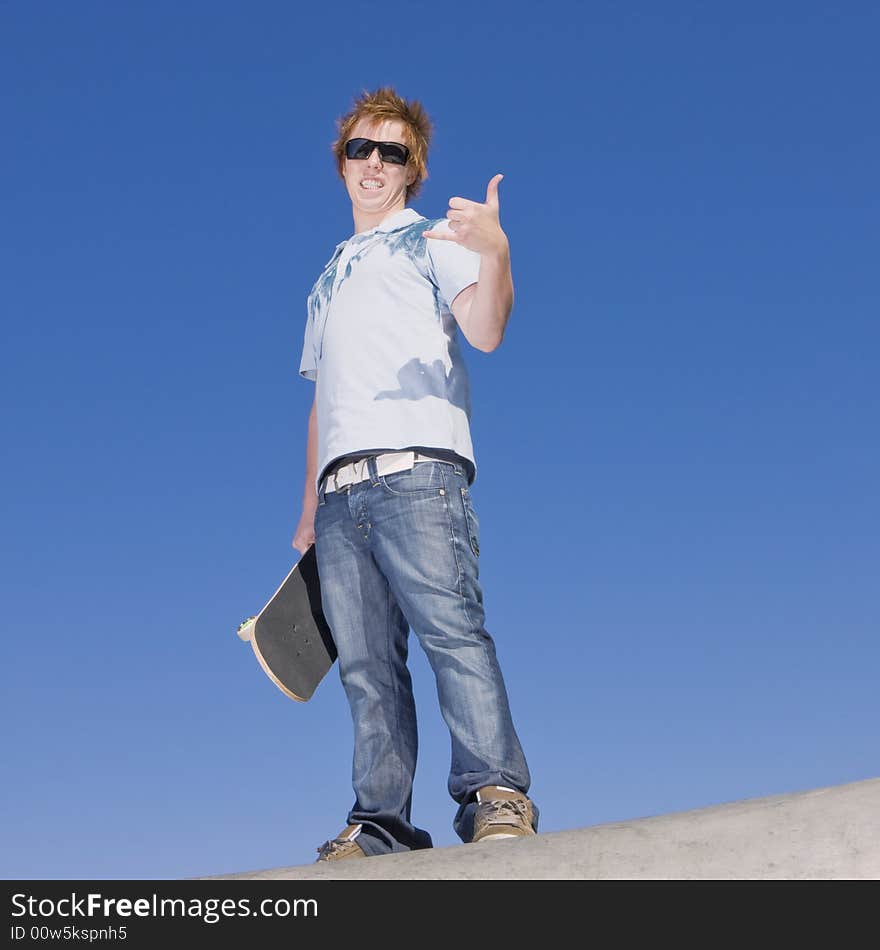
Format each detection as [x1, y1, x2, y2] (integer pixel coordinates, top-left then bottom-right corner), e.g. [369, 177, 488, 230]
[379, 461, 445, 495]
[459, 485, 480, 557]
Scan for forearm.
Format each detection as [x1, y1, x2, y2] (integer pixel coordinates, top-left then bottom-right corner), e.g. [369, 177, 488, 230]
[302, 398, 319, 511]
[466, 242, 513, 352]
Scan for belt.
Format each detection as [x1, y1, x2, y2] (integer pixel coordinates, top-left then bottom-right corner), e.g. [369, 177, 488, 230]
[322, 451, 443, 494]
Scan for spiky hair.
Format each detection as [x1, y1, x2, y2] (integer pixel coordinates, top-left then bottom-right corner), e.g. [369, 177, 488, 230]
[331, 86, 433, 203]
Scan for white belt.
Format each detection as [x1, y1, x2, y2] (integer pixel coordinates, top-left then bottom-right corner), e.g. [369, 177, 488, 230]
[322, 451, 443, 494]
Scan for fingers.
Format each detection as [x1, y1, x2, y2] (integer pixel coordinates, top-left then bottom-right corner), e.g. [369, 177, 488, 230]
[440, 209, 469, 231]
[423, 230, 457, 242]
[448, 177, 503, 211]
[485, 173, 503, 205]
[425, 219, 461, 239]
[292, 534, 315, 552]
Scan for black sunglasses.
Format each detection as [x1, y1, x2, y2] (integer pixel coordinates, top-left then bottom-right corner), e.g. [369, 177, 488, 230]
[344, 137, 410, 166]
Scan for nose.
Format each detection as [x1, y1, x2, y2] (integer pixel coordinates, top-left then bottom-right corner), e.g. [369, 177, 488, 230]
[365, 147, 383, 167]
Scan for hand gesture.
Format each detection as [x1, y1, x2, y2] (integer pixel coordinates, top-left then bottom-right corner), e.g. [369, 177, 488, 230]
[423, 174, 509, 256]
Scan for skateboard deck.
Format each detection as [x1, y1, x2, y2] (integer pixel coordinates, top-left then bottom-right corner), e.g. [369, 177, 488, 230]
[236, 545, 336, 702]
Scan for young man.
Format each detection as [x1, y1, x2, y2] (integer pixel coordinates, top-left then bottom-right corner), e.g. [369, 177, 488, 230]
[292, 87, 537, 860]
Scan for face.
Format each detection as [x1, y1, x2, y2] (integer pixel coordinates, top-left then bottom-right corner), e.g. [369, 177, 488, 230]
[342, 118, 418, 216]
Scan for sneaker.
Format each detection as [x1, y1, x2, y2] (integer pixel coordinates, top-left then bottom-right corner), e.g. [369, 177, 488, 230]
[472, 786, 536, 842]
[315, 823, 367, 861]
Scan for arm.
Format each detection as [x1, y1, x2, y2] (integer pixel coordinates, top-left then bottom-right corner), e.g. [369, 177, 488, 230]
[292, 394, 318, 552]
[424, 173, 513, 354]
[450, 241, 513, 352]
[303, 395, 318, 511]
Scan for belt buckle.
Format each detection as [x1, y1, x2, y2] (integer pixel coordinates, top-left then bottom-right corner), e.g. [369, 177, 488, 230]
[332, 457, 365, 493]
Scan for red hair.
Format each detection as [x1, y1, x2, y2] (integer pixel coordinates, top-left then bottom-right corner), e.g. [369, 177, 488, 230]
[332, 86, 433, 203]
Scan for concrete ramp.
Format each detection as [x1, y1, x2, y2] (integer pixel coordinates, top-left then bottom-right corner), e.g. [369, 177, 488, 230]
[201, 777, 879, 880]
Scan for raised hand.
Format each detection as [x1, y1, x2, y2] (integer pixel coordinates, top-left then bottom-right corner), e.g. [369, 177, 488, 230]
[423, 174, 509, 256]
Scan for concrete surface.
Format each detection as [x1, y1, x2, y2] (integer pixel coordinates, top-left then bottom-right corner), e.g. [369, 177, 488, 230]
[199, 776, 880, 880]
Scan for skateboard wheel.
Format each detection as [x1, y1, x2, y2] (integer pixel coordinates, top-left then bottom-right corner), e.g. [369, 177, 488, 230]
[236, 616, 257, 642]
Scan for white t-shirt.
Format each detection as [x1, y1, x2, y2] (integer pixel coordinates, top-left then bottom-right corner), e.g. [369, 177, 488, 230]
[299, 207, 482, 496]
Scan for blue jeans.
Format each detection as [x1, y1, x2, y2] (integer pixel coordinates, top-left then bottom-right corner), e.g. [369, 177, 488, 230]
[314, 455, 535, 855]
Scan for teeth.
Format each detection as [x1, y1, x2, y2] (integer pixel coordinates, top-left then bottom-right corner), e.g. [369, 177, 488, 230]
[361, 180, 383, 189]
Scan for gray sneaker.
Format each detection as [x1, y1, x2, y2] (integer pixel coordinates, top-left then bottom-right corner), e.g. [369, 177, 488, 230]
[315, 823, 367, 861]
[472, 786, 536, 842]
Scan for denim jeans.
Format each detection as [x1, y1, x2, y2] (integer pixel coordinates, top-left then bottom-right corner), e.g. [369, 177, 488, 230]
[314, 455, 535, 855]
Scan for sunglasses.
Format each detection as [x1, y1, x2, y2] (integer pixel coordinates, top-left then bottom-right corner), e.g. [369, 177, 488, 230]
[344, 137, 410, 166]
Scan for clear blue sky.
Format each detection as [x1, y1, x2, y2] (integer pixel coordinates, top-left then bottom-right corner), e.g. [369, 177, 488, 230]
[2, 1, 877, 880]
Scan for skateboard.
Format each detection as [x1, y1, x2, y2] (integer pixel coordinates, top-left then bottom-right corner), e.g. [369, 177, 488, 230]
[236, 545, 336, 702]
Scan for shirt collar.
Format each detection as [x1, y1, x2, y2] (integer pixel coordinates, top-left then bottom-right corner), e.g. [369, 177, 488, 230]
[372, 207, 422, 233]
[335, 207, 423, 251]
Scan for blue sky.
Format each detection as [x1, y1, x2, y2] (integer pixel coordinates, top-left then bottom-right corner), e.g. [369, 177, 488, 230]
[2, 1, 877, 879]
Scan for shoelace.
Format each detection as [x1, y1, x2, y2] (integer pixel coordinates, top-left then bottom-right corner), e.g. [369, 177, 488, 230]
[316, 837, 351, 859]
[478, 798, 530, 826]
